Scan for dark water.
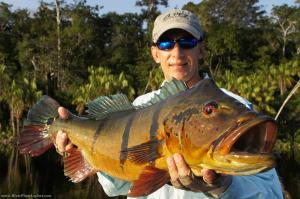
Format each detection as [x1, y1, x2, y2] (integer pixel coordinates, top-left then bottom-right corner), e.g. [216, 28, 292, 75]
[0, 147, 125, 199]
[0, 145, 299, 199]
[276, 150, 300, 199]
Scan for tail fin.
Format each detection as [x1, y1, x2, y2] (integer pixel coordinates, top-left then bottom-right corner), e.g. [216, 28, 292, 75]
[18, 95, 60, 156]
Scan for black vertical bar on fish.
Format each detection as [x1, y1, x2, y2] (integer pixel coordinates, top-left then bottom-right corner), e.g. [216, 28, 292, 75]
[149, 101, 166, 139]
[91, 119, 106, 153]
[119, 113, 136, 167]
[148, 101, 166, 166]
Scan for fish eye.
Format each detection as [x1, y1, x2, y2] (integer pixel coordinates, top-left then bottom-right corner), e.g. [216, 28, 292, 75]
[203, 101, 218, 115]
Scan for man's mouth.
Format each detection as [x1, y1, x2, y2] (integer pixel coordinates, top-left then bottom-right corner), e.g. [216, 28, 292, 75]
[169, 63, 188, 68]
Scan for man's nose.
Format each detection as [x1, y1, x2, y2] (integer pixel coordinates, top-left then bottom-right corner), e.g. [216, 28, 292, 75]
[171, 43, 184, 58]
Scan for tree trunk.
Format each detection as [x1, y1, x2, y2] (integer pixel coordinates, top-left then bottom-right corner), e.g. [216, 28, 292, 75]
[10, 106, 15, 136]
[282, 37, 286, 58]
[16, 116, 20, 136]
[279, 20, 295, 58]
[55, 0, 62, 89]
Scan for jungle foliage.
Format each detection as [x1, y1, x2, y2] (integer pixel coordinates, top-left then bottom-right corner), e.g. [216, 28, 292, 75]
[0, 0, 299, 198]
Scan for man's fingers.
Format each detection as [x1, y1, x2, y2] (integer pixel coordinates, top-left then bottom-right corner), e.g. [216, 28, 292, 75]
[65, 141, 74, 152]
[173, 153, 190, 177]
[202, 169, 218, 184]
[167, 156, 178, 181]
[56, 107, 73, 154]
[56, 131, 68, 153]
[167, 156, 185, 189]
[166, 154, 231, 193]
[58, 106, 69, 119]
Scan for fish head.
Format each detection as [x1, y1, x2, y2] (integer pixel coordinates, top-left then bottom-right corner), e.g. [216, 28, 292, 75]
[164, 78, 277, 175]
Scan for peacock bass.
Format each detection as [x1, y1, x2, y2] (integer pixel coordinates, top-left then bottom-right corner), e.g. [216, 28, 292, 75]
[18, 78, 277, 197]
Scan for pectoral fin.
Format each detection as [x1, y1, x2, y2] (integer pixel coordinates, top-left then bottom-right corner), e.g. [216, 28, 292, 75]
[64, 149, 96, 183]
[128, 166, 169, 197]
[120, 139, 163, 165]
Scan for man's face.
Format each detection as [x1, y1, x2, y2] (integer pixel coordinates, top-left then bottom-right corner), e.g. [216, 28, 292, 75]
[151, 29, 204, 87]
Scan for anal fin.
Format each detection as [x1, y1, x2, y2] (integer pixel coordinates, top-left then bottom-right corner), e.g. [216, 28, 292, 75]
[64, 149, 96, 183]
[128, 166, 169, 197]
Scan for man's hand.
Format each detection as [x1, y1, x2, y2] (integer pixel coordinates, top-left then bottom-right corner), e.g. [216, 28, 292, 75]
[167, 153, 232, 196]
[55, 107, 75, 154]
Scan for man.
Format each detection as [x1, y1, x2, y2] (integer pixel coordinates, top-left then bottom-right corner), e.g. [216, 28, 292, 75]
[56, 9, 283, 198]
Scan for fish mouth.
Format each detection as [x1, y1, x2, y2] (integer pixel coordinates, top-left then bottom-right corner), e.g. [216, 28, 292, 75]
[202, 112, 277, 175]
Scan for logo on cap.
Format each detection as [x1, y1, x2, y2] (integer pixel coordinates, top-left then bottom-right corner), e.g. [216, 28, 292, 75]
[162, 10, 190, 22]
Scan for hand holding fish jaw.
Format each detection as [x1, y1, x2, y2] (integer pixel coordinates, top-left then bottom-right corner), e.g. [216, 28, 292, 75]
[167, 153, 232, 196]
[55, 107, 75, 154]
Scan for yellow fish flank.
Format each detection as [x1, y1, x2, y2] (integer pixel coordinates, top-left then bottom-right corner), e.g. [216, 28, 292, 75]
[18, 78, 277, 197]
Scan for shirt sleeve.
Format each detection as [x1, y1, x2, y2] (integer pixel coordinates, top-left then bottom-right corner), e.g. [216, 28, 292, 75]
[97, 172, 131, 197]
[219, 169, 283, 199]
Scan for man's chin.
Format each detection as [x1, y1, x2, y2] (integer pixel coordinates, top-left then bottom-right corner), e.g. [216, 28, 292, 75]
[173, 75, 189, 82]
[170, 72, 189, 81]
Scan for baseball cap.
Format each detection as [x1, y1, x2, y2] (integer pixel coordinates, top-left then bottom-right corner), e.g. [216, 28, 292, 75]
[152, 9, 204, 43]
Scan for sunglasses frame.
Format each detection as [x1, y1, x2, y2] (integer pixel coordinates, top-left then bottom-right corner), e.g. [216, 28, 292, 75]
[154, 37, 203, 51]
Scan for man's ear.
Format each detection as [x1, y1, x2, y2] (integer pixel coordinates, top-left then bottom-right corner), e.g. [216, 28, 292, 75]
[197, 41, 205, 59]
[151, 46, 160, 63]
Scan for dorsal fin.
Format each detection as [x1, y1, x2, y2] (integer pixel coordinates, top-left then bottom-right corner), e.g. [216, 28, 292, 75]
[137, 78, 188, 108]
[87, 93, 135, 120]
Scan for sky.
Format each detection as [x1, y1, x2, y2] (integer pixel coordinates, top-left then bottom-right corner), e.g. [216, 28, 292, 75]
[1, 0, 297, 14]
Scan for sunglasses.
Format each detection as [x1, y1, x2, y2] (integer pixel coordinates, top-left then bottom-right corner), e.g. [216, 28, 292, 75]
[155, 37, 199, 50]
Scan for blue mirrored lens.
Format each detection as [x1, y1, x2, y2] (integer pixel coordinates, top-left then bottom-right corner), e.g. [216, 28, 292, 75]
[157, 41, 175, 50]
[157, 38, 198, 50]
[178, 38, 197, 49]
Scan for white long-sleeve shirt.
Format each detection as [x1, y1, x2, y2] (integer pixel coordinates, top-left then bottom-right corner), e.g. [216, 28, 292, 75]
[97, 84, 283, 199]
